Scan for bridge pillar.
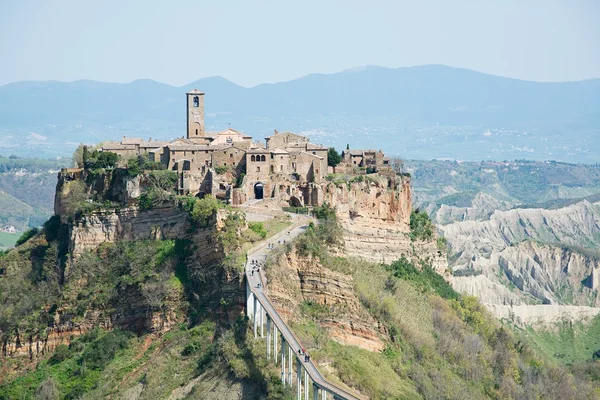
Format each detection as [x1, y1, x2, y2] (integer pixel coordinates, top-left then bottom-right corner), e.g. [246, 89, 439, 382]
[322, 388, 326, 400]
[281, 338, 286, 385]
[288, 345, 293, 385]
[313, 383, 319, 400]
[304, 369, 309, 400]
[297, 358, 302, 400]
[274, 325, 278, 365]
[266, 316, 271, 360]
[253, 297, 258, 339]
[260, 305, 264, 338]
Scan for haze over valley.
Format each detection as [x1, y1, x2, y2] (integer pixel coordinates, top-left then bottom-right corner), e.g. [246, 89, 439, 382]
[2, 65, 599, 163]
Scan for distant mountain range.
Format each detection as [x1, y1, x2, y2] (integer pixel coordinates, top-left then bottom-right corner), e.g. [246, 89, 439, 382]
[1, 65, 599, 161]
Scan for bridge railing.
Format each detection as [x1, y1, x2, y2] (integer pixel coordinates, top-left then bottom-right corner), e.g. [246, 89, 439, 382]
[246, 277, 364, 400]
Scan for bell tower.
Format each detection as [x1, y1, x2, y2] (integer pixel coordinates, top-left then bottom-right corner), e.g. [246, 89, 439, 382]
[186, 89, 205, 140]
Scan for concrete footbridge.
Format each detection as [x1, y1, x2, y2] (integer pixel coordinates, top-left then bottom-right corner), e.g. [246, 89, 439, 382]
[245, 219, 363, 400]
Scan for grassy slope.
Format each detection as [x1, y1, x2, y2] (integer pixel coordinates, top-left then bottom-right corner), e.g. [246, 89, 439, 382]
[519, 316, 600, 366]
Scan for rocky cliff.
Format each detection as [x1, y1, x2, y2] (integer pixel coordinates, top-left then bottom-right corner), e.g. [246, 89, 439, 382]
[266, 248, 385, 352]
[443, 200, 600, 310]
[322, 177, 447, 272]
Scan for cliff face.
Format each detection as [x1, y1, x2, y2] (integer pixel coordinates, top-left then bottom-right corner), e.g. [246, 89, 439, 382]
[266, 249, 385, 352]
[67, 206, 190, 260]
[322, 177, 447, 272]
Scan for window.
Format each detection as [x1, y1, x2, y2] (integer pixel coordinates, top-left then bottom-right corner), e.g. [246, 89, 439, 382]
[312, 151, 316, 155]
[280, 165, 283, 172]
[257, 166, 260, 172]
[192, 151, 195, 155]
[195, 129, 198, 136]
[193, 96, 199, 107]
[251, 155, 256, 162]
[224, 163, 227, 166]
[230, 153, 233, 158]
[260, 155, 266, 162]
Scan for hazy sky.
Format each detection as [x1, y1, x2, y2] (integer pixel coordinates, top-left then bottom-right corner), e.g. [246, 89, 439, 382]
[1, 0, 598, 87]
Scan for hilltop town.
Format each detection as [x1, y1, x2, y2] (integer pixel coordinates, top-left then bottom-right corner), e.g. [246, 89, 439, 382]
[99, 89, 392, 207]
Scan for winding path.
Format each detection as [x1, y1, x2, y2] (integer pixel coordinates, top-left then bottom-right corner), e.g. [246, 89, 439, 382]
[244, 213, 363, 400]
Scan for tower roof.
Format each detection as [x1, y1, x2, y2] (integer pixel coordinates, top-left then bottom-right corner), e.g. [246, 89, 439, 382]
[186, 88, 205, 95]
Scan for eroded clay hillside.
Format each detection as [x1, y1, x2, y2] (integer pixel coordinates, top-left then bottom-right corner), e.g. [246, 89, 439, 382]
[409, 159, 600, 323]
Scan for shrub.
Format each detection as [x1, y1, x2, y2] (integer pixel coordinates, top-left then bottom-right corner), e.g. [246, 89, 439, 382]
[34, 378, 59, 400]
[48, 344, 71, 365]
[248, 222, 267, 239]
[409, 209, 433, 241]
[15, 227, 39, 246]
[214, 166, 228, 174]
[81, 330, 133, 370]
[126, 155, 166, 177]
[387, 256, 459, 300]
[138, 170, 178, 210]
[84, 150, 118, 170]
[185, 195, 223, 227]
[235, 173, 245, 188]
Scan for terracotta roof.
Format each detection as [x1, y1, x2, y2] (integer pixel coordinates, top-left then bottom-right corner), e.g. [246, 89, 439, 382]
[306, 142, 327, 150]
[247, 148, 269, 154]
[167, 144, 212, 151]
[140, 140, 169, 148]
[265, 131, 305, 140]
[121, 137, 143, 145]
[298, 151, 323, 160]
[347, 149, 377, 156]
[102, 142, 136, 150]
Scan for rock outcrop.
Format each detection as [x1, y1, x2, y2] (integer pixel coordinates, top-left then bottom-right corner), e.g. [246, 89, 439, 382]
[68, 206, 190, 260]
[266, 249, 385, 352]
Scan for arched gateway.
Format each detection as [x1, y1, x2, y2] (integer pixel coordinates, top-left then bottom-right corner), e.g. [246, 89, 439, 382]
[254, 182, 264, 199]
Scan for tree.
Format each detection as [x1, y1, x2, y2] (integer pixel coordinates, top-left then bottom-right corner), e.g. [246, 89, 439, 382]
[390, 157, 405, 175]
[327, 147, 342, 168]
[35, 378, 59, 400]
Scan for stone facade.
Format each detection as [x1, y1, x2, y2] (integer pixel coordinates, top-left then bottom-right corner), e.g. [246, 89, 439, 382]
[98, 90, 393, 207]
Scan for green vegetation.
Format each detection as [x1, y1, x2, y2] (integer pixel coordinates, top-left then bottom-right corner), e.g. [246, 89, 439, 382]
[409, 209, 434, 241]
[84, 150, 119, 171]
[137, 170, 178, 210]
[282, 206, 309, 214]
[327, 147, 342, 168]
[0, 329, 134, 399]
[521, 315, 600, 366]
[387, 256, 459, 300]
[182, 195, 225, 227]
[235, 172, 245, 188]
[125, 154, 166, 177]
[15, 227, 40, 246]
[214, 165, 229, 174]
[248, 222, 267, 239]
[296, 203, 342, 258]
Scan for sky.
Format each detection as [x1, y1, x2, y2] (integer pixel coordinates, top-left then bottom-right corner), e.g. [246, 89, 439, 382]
[0, 0, 598, 87]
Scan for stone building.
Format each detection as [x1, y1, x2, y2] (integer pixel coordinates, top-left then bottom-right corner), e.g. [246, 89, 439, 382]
[100, 89, 396, 206]
[341, 149, 390, 170]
